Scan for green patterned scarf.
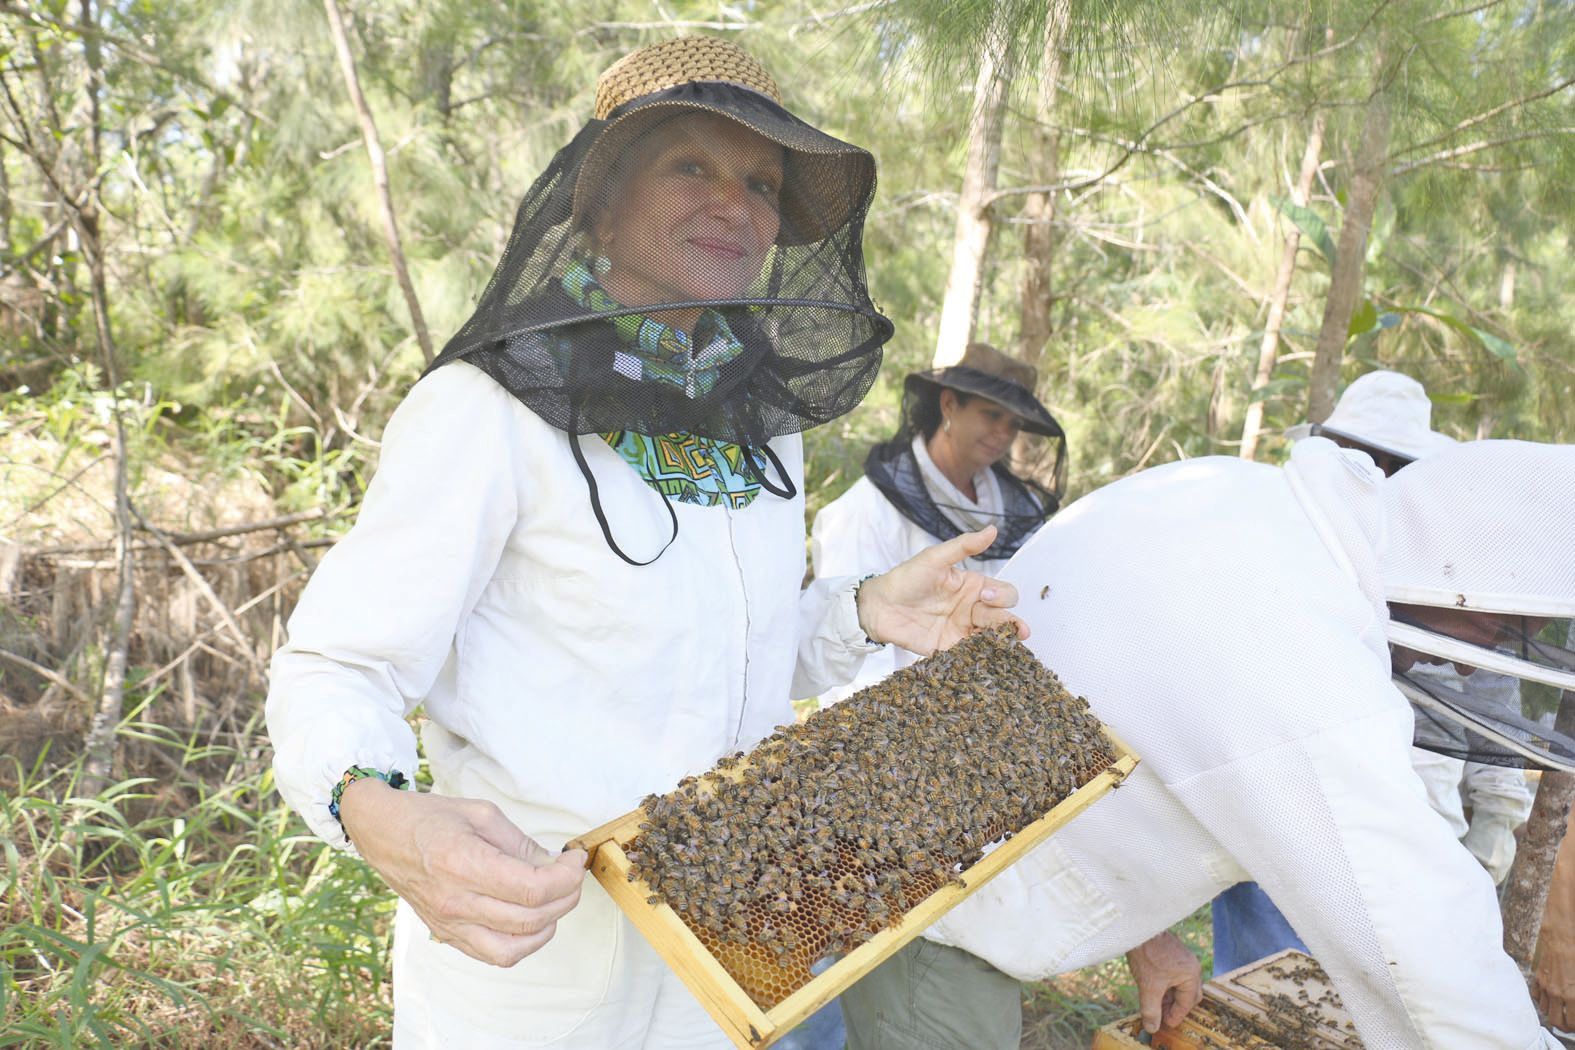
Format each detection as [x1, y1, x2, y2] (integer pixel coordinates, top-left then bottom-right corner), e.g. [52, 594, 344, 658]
[560, 261, 746, 399]
[561, 262, 765, 509]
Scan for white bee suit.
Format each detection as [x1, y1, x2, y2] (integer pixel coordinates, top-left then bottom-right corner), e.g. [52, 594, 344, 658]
[926, 438, 1570, 1050]
[266, 363, 878, 1049]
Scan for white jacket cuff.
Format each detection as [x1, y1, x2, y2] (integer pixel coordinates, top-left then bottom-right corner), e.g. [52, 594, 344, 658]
[792, 575, 884, 699]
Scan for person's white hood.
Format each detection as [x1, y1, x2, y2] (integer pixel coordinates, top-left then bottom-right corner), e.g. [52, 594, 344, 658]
[1380, 439, 1575, 617]
[1377, 439, 1575, 698]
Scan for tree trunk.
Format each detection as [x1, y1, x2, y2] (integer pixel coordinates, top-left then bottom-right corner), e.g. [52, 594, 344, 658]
[1006, 0, 1069, 492]
[74, 0, 134, 799]
[1017, 0, 1068, 371]
[1239, 110, 1327, 461]
[1502, 625, 1575, 967]
[323, 0, 435, 366]
[1306, 91, 1390, 424]
[933, 26, 1012, 368]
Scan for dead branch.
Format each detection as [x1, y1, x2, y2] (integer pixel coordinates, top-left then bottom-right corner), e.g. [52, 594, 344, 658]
[1, 454, 112, 532]
[73, 0, 135, 802]
[43, 536, 335, 571]
[143, 509, 332, 547]
[138, 567, 310, 690]
[129, 505, 269, 683]
[33, 509, 334, 555]
[1390, 127, 1575, 178]
[0, 646, 93, 706]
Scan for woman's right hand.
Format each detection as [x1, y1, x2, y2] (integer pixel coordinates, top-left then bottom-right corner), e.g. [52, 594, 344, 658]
[338, 778, 588, 967]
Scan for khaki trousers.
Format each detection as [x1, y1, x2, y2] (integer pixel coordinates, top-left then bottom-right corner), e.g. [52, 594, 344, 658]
[840, 937, 1021, 1050]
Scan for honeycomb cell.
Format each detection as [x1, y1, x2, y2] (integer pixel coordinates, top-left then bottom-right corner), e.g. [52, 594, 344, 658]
[624, 624, 1117, 1009]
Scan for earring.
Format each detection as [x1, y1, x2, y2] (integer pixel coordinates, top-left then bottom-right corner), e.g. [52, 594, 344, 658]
[943, 417, 951, 433]
[593, 255, 612, 276]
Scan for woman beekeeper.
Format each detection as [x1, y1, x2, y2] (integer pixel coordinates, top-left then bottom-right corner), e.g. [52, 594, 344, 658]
[266, 36, 1022, 1049]
[810, 342, 1065, 700]
[841, 436, 1575, 1049]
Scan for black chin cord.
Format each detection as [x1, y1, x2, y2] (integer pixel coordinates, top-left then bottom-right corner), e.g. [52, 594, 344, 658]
[567, 410, 678, 567]
[744, 442, 798, 500]
[568, 413, 797, 566]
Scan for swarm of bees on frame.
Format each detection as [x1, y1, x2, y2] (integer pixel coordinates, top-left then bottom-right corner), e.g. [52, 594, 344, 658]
[1155, 957, 1363, 1050]
[623, 623, 1117, 1008]
[1206, 957, 1363, 1050]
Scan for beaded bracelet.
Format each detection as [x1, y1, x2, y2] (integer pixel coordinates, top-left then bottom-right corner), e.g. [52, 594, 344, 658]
[328, 766, 410, 838]
[853, 573, 882, 647]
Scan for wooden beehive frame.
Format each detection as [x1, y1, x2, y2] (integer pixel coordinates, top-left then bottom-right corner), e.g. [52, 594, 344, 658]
[568, 727, 1138, 1049]
[1092, 950, 1364, 1050]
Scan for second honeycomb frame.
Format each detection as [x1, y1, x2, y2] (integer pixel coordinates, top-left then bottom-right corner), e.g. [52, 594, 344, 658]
[568, 727, 1138, 1050]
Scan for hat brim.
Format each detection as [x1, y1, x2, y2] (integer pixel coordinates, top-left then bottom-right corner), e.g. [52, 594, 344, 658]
[906, 367, 1063, 438]
[572, 82, 876, 247]
[1291, 423, 1459, 464]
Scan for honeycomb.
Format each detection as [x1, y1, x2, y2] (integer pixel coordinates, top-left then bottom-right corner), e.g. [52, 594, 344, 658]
[624, 624, 1117, 1008]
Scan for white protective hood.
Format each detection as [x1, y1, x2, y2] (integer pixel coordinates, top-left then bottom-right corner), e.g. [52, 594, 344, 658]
[1378, 439, 1575, 693]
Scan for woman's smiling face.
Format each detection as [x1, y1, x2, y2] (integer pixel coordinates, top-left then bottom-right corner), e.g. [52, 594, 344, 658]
[594, 113, 784, 317]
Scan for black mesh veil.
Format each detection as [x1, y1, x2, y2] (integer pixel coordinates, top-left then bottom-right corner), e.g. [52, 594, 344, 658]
[428, 82, 892, 448]
[1396, 618, 1575, 772]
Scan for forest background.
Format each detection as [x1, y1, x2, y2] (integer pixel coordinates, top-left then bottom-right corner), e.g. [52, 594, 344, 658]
[1, 0, 1573, 1046]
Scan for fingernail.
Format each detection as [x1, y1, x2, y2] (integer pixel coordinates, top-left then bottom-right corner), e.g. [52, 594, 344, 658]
[981, 588, 997, 601]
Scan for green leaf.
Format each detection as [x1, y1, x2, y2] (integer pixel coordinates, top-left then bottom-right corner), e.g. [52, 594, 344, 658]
[1386, 305, 1521, 369]
[1269, 196, 1336, 268]
[1468, 326, 1517, 364]
[1347, 299, 1378, 339]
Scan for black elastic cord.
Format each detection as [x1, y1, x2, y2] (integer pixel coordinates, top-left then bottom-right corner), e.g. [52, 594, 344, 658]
[567, 414, 678, 567]
[745, 442, 798, 500]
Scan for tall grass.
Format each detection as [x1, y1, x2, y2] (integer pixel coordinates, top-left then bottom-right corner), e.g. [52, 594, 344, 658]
[0, 704, 394, 1049]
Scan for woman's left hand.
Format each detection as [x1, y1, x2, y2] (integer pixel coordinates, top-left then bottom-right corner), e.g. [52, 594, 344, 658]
[855, 525, 1025, 656]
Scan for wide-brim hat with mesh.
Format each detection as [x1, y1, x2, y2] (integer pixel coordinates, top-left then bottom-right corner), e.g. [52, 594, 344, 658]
[1378, 439, 1575, 771]
[1285, 370, 1455, 462]
[571, 36, 875, 246]
[904, 343, 1064, 438]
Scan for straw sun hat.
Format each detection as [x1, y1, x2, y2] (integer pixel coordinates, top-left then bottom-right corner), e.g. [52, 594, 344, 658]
[571, 36, 876, 245]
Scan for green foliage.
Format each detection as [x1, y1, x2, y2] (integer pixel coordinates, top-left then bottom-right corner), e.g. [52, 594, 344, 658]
[1271, 196, 1337, 268]
[0, 721, 395, 1047]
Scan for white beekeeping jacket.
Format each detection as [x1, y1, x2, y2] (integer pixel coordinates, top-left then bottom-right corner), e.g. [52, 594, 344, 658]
[267, 362, 875, 853]
[928, 438, 1568, 1050]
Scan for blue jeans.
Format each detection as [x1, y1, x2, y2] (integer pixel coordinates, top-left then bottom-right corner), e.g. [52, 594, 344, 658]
[772, 999, 845, 1050]
[1211, 882, 1307, 975]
